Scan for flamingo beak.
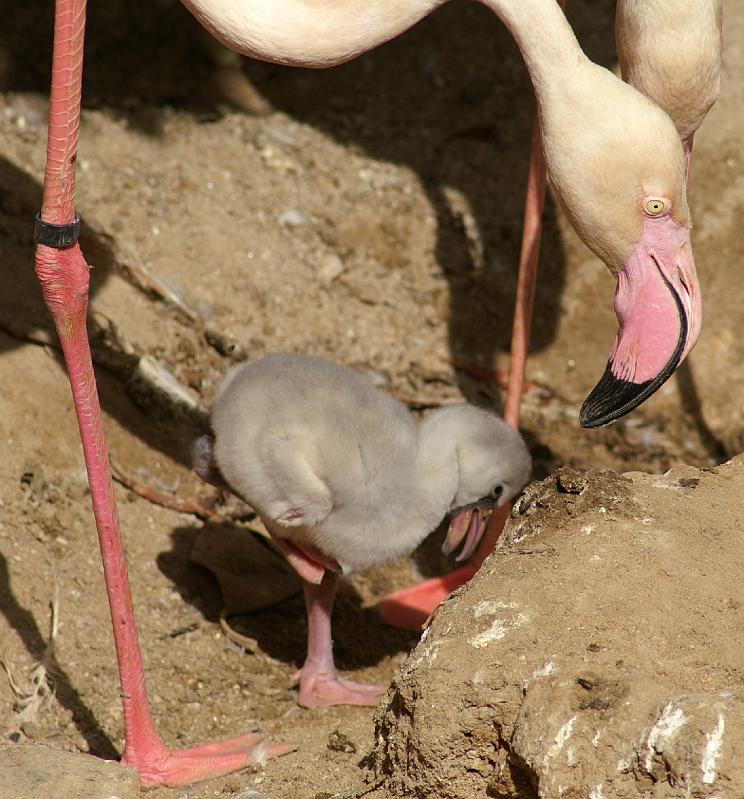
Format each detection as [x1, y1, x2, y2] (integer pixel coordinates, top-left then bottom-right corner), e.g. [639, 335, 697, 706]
[580, 216, 701, 428]
[442, 497, 496, 562]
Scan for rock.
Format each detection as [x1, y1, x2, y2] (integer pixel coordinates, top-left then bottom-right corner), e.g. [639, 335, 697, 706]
[0, 743, 139, 798]
[372, 457, 744, 798]
[317, 253, 346, 284]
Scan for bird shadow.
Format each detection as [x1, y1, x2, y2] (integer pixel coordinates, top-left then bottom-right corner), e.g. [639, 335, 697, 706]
[0, 551, 118, 758]
[675, 360, 728, 461]
[157, 525, 414, 671]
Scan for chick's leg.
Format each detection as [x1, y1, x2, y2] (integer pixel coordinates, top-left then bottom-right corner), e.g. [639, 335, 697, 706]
[295, 571, 386, 708]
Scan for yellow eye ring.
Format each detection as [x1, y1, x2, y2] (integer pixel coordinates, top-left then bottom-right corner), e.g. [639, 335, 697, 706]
[644, 197, 670, 216]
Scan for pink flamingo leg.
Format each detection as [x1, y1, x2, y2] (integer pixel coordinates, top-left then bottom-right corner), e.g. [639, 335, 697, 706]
[36, 0, 290, 787]
[295, 572, 386, 708]
[376, 0, 566, 628]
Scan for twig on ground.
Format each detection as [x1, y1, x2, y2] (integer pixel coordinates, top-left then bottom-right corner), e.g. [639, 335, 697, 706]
[0, 316, 208, 424]
[110, 457, 226, 522]
[218, 609, 258, 653]
[80, 228, 201, 324]
[133, 353, 209, 423]
[116, 255, 199, 322]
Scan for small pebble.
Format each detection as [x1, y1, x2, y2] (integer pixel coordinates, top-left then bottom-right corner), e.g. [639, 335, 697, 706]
[317, 253, 345, 283]
[327, 730, 356, 754]
[278, 208, 307, 227]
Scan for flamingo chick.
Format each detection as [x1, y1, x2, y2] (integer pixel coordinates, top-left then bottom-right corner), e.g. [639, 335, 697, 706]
[192, 353, 531, 707]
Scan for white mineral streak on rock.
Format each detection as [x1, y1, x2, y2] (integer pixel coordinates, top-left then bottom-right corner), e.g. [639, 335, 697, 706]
[468, 613, 528, 648]
[588, 785, 605, 799]
[531, 661, 557, 680]
[467, 598, 529, 648]
[471, 599, 517, 618]
[702, 714, 725, 784]
[644, 702, 687, 773]
[544, 715, 577, 765]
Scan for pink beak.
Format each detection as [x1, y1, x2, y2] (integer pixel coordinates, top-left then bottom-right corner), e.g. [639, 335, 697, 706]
[580, 216, 701, 428]
[442, 504, 491, 563]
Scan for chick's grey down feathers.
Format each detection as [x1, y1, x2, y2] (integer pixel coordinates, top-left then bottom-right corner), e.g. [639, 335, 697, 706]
[211, 353, 531, 574]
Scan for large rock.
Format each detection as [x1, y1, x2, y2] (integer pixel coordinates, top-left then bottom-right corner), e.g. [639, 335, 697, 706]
[373, 457, 744, 798]
[0, 744, 139, 799]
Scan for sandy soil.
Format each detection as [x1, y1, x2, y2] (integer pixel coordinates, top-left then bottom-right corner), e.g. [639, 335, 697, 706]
[0, 0, 742, 797]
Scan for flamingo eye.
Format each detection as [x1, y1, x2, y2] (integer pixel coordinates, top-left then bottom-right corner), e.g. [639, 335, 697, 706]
[644, 197, 670, 216]
[491, 485, 503, 500]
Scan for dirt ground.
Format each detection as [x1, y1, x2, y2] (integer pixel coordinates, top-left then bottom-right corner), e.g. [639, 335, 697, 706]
[0, 0, 742, 797]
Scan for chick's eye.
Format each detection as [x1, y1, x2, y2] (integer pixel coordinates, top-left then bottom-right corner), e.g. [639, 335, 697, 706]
[491, 485, 503, 500]
[644, 197, 670, 216]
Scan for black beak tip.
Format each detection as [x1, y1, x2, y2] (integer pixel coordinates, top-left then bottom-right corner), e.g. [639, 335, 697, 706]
[582, 266, 689, 429]
[579, 364, 655, 429]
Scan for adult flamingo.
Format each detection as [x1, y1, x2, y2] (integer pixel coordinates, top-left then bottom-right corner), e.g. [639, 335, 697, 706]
[35, 0, 699, 787]
[578, 0, 722, 429]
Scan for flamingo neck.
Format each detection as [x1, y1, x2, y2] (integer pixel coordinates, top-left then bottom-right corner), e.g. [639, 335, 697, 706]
[478, 0, 586, 96]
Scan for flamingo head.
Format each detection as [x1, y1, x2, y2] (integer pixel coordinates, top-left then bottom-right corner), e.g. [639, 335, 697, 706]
[541, 66, 701, 427]
[432, 406, 531, 561]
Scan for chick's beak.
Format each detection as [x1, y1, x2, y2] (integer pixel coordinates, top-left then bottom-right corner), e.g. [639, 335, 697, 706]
[580, 216, 701, 428]
[442, 497, 496, 562]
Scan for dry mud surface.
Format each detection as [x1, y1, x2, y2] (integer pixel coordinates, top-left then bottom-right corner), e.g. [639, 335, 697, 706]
[0, 1, 742, 798]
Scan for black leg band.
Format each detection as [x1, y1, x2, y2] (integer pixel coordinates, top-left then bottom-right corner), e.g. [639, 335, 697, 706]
[34, 213, 81, 249]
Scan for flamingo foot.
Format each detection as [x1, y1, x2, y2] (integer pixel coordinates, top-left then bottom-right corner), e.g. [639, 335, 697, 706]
[293, 668, 386, 708]
[375, 564, 478, 631]
[123, 732, 295, 788]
